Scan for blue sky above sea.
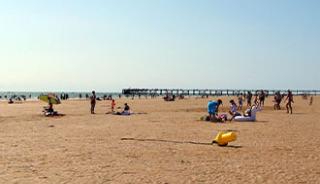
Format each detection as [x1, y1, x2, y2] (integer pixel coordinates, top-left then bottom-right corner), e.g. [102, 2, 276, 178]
[0, 0, 319, 92]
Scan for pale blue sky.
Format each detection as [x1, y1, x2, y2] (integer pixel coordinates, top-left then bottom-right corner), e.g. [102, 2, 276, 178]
[0, 0, 319, 92]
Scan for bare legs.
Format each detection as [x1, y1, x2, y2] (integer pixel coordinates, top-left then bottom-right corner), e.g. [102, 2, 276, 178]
[286, 102, 292, 114]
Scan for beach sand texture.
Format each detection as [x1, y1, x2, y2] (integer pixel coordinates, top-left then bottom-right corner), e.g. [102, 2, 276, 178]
[0, 96, 319, 184]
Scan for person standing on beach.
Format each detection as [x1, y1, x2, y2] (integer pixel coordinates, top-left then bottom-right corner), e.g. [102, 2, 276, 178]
[285, 90, 294, 114]
[246, 91, 252, 107]
[254, 93, 259, 106]
[258, 90, 266, 107]
[111, 99, 116, 112]
[238, 95, 243, 110]
[90, 91, 96, 114]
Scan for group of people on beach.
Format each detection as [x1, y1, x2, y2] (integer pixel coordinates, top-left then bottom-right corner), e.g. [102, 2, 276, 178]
[273, 90, 296, 114]
[43, 91, 131, 117]
[42, 89, 307, 118]
[89, 91, 131, 115]
[231, 90, 265, 111]
[239, 90, 295, 114]
[206, 99, 260, 122]
[273, 90, 294, 114]
[206, 90, 296, 123]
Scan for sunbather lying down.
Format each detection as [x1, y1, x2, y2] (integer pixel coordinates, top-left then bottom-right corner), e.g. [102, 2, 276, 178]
[200, 114, 228, 123]
[108, 111, 146, 116]
[234, 105, 261, 122]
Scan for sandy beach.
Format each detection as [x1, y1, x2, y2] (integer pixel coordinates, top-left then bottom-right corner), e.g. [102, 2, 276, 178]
[0, 96, 319, 184]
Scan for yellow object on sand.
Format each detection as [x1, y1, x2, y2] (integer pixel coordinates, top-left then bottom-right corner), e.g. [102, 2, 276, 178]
[213, 131, 237, 146]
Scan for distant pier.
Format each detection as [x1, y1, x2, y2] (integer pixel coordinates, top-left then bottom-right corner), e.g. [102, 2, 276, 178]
[122, 88, 320, 97]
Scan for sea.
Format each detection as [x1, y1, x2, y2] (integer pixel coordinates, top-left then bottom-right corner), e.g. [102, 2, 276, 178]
[0, 91, 121, 100]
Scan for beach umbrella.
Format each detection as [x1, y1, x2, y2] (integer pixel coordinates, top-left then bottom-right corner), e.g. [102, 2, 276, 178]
[39, 93, 61, 105]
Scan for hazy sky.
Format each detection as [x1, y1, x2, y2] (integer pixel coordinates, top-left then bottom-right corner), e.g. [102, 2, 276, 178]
[0, 0, 319, 92]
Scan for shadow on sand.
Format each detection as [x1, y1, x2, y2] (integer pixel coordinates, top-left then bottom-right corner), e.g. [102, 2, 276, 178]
[255, 120, 269, 123]
[121, 138, 242, 148]
[292, 112, 306, 115]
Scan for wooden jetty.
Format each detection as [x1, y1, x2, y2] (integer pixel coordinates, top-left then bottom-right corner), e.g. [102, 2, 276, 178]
[122, 88, 320, 96]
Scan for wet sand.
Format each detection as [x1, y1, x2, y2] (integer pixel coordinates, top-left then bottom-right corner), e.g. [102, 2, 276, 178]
[0, 96, 319, 183]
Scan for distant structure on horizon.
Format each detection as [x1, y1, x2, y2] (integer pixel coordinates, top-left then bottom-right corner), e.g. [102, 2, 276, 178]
[122, 88, 320, 97]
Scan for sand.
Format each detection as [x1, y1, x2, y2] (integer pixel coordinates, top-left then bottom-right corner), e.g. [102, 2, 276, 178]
[0, 96, 319, 184]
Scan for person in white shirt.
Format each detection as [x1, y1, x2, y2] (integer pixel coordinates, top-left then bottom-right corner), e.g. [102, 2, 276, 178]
[229, 100, 241, 121]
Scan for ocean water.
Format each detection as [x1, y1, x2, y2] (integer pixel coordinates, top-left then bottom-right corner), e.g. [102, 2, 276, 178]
[0, 92, 121, 100]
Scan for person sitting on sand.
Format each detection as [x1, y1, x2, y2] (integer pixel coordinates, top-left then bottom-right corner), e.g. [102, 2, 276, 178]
[207, 99, 223, 121]
[47, 102, 54, 113]
[122, 103, 130, 115]
[229, 100, 241, 121]
[8, 99, 14, 104]
[114, 103, 131, 115]
[43, 100, 59, 116]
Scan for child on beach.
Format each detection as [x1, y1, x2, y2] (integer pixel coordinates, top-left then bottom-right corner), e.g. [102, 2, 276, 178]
[111, 99, 116, 112]
[285, 90, 294, 114]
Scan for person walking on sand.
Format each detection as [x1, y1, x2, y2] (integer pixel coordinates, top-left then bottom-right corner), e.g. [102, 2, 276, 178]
[285, 90, 294, 114]
[273, 91, 282, 110]
[309, 96, 313, 106]
[90, 91, 96, 114]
